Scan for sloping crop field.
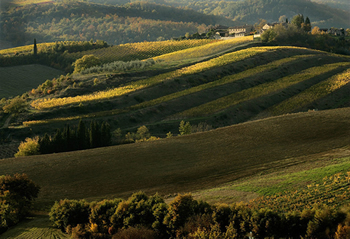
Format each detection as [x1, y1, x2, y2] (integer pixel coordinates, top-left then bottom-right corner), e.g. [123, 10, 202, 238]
[0, 64, 64, 98]
[67, 39, 220, 63]
[2, 107, 350, 209]
[22, 46, 350, 134]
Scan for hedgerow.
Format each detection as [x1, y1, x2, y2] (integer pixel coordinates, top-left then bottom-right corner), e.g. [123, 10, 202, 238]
[49, 170, 350, 238]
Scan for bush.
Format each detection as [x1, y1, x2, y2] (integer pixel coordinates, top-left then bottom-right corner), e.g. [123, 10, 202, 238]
[2, 97, 27, 114]
[89, 199, 123, 234]
[111, 226, 156, 239]
[0, 174, 40, 231]
[179, 120, 192, 135]
[73, 55, 101, 73]
[49, 199, 90, 230]
[110, 192, 164, 231]
[14, 137, 40, 157]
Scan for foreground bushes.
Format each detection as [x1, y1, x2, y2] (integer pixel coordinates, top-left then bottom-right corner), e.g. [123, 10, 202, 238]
[0, 174, 40, 234]
[49, 192, 350, 239]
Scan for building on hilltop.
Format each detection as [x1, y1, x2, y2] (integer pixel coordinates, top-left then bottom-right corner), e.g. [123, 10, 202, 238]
[261, 22, 288, 32]
[228, 25, 254, 36]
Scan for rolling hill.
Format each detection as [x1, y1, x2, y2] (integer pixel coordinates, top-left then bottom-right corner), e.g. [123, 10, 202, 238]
[1, 107, 350, 209]
[0, 64, 64, 98]
[15, 42, 350, 140]
[90, 0, 350, 28]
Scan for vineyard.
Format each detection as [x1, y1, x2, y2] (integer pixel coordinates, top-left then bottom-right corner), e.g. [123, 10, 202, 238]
[270, 68, 350, 115]
[29, 45, 270, 110]
[67, 39, 218, 63]
[153, 36, 254, 63]
[21, 45, 350, 131]
[250, 170, 350, 213]
[176, 62, 350, 118]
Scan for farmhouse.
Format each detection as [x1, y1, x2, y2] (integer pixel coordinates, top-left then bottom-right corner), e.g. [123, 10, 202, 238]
[228, 25, 254, 36]
[214, 25, 254, 39]
[262, 22, 288, 32]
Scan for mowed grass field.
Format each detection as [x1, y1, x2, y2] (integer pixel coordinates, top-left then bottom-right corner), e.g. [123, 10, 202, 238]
[0, 64, 64, 98]
[1, 107, 350, 209]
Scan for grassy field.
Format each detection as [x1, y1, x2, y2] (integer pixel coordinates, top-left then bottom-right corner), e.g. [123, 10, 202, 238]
[2, 107, 350, 209]
[0, 64, 64, 98]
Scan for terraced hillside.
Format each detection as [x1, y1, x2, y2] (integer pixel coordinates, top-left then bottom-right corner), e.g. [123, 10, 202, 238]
[14, 43, 349, 140]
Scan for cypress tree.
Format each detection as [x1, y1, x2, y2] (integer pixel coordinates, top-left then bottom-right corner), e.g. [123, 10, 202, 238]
[101, 122, 111, 146]
[33, 39, 37, 56]
[77, 119, 87, 150]
[89, 121, 97, 148]
[38, 133, 51, 154]
[52, 129, 63, 153]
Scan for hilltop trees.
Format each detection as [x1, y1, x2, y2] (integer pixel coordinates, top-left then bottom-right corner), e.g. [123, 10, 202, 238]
[73, 55, 101, 73]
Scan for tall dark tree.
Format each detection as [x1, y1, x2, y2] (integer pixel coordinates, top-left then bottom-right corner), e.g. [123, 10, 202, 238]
[38, 133, 51, 154]
[303, 17, 311, 32]
[101, 122, 111, 146]
[77, 119, 87, 150]
[33, 38, 37, 56]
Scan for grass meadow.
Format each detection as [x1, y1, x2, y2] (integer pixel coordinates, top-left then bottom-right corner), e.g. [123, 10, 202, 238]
[0, 64, 64, 98]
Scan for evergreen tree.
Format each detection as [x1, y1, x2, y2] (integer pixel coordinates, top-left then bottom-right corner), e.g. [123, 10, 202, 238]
[38, 133, 51, 154]
[77, 119, 87, 150]
[101, 121, 111, 146]
[303, 17, 311, 32]
[52, 129, 63, 153]
[33, 38, 37, 56]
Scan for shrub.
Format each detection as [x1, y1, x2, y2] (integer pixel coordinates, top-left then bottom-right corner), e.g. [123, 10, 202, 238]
[2, 97, 27, 114]
[89, 199, 123, 234]
[111, 226, 156, 239]
[0, 174, 40, 230]
[179, 120, 192, 135]
[110, 192, 164, 231]
[15, 137, 40, 157]
[73, 55, 101, 73]
[49, 199, 90, 230]
[164, 194, 199, 236]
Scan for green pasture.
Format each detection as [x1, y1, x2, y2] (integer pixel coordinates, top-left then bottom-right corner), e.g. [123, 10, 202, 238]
[0, 64, 64, 98]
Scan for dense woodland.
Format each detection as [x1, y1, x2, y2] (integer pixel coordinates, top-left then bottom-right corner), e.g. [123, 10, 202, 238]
[1, 0, 349, 48]
[89, 0, 350, 28]
[0, 1, 231, 47]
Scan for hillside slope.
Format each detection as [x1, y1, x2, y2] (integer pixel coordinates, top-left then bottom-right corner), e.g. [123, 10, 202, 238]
[1, 107, 350, 208]
[0, 1, 232, 47]
[94, 0, 350, 28]
[18, 45, 350, 139]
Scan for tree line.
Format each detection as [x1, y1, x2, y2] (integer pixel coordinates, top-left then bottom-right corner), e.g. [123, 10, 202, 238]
[15, 119, 111, 156]
[49, 192, 350, 239]
[261, 15, 350, 55]
[0, 1, 226, 47]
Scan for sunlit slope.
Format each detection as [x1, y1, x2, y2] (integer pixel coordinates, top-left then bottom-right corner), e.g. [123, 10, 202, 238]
[1, 107, 350, 206]
[23, 46, 350, 133]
